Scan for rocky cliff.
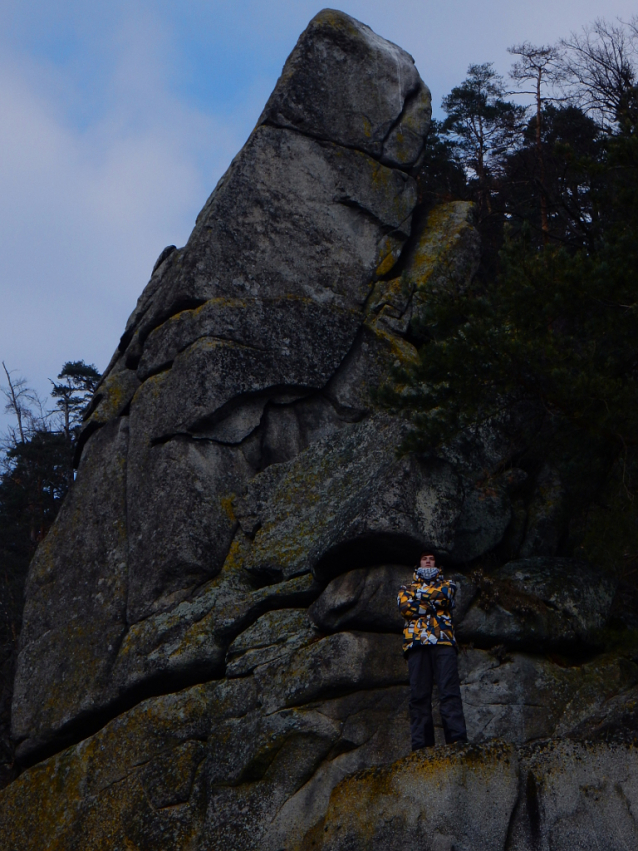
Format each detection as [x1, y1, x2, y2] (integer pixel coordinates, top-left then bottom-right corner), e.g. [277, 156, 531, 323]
[1, 9, 637, 851]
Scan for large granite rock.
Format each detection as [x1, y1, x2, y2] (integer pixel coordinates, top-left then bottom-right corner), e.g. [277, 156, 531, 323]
[11, 419, 129, 760]
[259, 9, 431, 166]
[3, 9, 636, 850]
[308, 566, 476, 634]
[2, 650, 637, 850]
[457, 557, 615, 651]
[10, 9, 436, 763]
[305, 740, 638, 851]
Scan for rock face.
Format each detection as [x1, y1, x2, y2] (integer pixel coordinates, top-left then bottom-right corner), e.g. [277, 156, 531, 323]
[457, 557, 615, 651]
[310, 740, 638, 851]
[1, 9, 635, 851]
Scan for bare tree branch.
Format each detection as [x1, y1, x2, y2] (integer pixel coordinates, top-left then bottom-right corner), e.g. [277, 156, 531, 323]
[559, 18, 638, 129]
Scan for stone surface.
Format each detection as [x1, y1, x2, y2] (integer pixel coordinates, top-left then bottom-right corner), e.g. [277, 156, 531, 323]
[136, 297, 361, 385]
[509, 740, 638, 851]
[299, 740, 638, 851]
[226, 609, 320, 677]
[259, 9, 431, 165]
[563, 682, 638, 741]
[234, 421, 517, 586]
[457, 557, 615, 651]
[109, 570, 321, 699]
[4, 715, 637, 851]
[309, 565, 413, 633]
[3, 640, 637, 849]
[519, 463, 565, 557]
[309, 741, 520, 851]
[119, 122, 416, 366]
[11, 8, 433, 760]
[125, 437, 251, 623]
[459, 648, 638, 745]
[309, 566, 476, 635]
[12, 419, 129, 761]
[0, 677, 411, 851]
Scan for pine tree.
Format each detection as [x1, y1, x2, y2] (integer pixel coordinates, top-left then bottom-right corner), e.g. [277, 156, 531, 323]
[441, 63, 526, 218]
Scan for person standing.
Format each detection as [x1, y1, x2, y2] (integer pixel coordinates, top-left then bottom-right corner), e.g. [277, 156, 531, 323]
[398, 553, 468, 750]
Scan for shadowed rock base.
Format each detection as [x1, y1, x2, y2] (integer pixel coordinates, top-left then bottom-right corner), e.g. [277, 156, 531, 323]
[1, 709, 637, 851]
[305, 740, 638, 851]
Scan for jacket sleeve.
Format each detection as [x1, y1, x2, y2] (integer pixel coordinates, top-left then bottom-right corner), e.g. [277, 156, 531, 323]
[418, 581, 456, 611]
[397, 584, 420, 619]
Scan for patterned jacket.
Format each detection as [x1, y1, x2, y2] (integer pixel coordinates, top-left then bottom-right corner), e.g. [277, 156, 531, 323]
[397, 570, 457, 654]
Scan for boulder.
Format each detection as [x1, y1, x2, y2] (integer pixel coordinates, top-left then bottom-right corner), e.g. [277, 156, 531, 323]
[508, 740, 638, 851]
[234, 420, 514, 585]
[118, 112, 418, 369]
[563, 682, 638, 742]
[309, 565, 413, 633]
[253, 631, 407, 715]
[3, 640, 637, 850]
[4, 10, 635, 851]
[300, 740, 638, 851]
[308, 566, 476, 634]
[457, 557, 615, 651]
[233, 416, 461, 582]
[458, 648, 638, 745]
[125, 436, 251, 623]
[0, 678, 411, 851]
[327, 201, 479, 416]
[110, 571, 321, 698]
[226, 609, 320, 677]
[310, 741, 520, 851]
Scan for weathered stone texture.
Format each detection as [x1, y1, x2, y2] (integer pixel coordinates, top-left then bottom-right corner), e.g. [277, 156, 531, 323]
[11, 418, 129, 759]
[259, 9, 431, 166]
[302, 740, 638, 851]
[457, 557, 615, 651]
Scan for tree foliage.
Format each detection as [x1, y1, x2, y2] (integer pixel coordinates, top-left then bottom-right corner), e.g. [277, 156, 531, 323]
[385, 17, 638, 575]
[441, 63, 526, 217]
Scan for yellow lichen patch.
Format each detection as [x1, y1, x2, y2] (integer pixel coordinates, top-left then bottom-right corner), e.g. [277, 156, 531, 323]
[84, 368, 140, 429]
[219, 535, 252, 579]
[402, 201, 476, 293]
[220, 494, 237, 524]
[364, 317, 418, 366]
[316, 9, 362, 40]
[0, 685, 216, 850]
[375, 248, 399, 277]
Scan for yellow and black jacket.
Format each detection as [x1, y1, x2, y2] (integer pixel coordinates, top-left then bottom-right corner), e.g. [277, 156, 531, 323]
[397, 571, 457, 654]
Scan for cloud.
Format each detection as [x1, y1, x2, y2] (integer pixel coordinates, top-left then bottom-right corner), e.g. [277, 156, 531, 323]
[0, 4, 258, 433]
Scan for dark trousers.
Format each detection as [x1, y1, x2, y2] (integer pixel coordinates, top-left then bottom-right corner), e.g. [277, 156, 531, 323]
[407, 644, 468, 750]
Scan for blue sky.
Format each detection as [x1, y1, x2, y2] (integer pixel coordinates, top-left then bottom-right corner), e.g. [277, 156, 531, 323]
[1, 0, 637, 434]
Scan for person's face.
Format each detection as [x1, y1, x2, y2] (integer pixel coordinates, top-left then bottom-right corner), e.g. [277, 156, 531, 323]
[420, 554, 436, 569]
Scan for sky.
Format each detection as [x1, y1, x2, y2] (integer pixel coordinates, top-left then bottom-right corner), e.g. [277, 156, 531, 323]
[1, 0, 636, 435]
